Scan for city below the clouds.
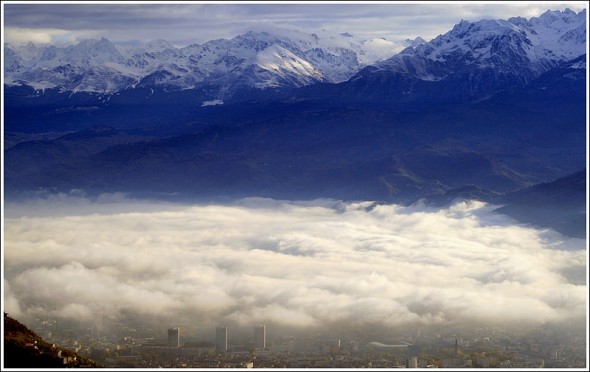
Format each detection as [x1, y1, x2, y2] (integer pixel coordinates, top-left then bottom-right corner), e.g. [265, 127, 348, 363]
[13, 314, 586, 368]
[2, 2, 588, 370]
[3, 199, 587, 368]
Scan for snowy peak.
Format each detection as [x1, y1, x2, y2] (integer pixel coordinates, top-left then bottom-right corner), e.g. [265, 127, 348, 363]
[4, 45, 22, 73]
[225, 27, 393, 81]
[256, 44, 324, 84]
[533, 8, 585, 27]
[64, 37, 126, 64]
[144, 39, 176, 51]
[511, 8, 586, 61]
[376, 8, 586, 84]
[407, 36, 427, 48]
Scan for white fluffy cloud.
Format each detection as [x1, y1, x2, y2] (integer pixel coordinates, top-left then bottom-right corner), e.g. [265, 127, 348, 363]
[3, 27, 88, 45]
[3, 197, 586, 333]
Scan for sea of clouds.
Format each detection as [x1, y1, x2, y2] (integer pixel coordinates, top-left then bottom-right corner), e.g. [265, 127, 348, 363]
[3, 194, 587, 334]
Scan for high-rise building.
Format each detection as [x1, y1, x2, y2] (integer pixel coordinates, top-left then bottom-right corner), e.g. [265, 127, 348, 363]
[407, 356, 418, 368]
[168, 327, 180, 348]
[216, 326, 228, 352]
[253, 324, 266, 351]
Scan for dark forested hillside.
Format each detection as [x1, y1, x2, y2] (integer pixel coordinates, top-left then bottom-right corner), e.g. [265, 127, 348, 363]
[3, 313, 102, 368]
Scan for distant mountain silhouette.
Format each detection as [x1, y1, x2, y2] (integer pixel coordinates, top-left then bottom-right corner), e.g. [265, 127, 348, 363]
[416, 170, 586, 239]
[495, 169, 587, 238]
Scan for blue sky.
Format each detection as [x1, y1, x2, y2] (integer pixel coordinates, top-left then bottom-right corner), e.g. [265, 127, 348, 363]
[2, 1, 587, 46]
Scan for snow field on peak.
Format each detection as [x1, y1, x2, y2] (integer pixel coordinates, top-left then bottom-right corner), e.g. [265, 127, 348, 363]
[256, 44, 323, 81]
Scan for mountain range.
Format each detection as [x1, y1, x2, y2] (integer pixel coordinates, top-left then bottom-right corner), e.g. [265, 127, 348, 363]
[3, 9, 587, 237]
[4, 27, 418, 96]
[4, 9, 585, 99]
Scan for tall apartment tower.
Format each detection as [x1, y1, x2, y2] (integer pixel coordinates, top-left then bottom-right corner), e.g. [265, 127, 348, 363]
[253, 324, 266, 351]
[216, 326, 228, 352]
[168, 327, 180, 348]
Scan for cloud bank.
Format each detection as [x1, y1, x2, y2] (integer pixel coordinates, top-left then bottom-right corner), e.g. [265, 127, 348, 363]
[3, 197, 586, 334]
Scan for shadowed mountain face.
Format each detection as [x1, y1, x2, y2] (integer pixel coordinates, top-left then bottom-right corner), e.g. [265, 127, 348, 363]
[495, 170, 587, 239]
[4, 62, 585, 204]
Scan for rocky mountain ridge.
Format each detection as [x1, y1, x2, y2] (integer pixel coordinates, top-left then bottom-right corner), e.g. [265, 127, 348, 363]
[339, 8, 586, 103]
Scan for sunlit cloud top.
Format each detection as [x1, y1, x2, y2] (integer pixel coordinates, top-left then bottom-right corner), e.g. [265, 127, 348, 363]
[4, 196, 586, 333]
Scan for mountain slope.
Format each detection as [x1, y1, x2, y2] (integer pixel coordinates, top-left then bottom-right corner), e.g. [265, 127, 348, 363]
[3, 313, 102, 368]
[5, 68, 584, 203]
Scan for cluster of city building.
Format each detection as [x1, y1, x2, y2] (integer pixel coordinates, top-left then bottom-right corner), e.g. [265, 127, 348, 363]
[17, 317, 587, 369]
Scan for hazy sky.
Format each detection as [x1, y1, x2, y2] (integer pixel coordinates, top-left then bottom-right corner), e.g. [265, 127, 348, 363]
[2, 1, 587, 47]
[4, 195, 586, 334]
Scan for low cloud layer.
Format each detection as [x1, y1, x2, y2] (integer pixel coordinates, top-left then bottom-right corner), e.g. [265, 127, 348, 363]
[3, 196, 586, 334]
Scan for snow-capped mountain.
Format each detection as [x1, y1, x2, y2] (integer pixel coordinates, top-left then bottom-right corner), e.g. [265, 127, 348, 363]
[3, 9, 585, 99]
[368, 9, 586, 88]
[4, 27, 407, 96]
